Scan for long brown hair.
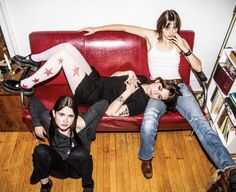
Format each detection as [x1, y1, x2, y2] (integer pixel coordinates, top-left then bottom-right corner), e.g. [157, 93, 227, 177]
[49, 96, 83, 147]
[156, 10, 181, 41]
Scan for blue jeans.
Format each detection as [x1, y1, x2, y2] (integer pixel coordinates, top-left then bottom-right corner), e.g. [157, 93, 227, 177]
[139, 83, 235, 170]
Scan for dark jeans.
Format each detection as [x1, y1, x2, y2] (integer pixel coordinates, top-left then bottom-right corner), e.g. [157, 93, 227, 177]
[79, 99, 108, 151]
[30, 144, 93, 187]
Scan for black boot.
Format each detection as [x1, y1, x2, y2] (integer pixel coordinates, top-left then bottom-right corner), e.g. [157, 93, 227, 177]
[2, 79, 34, 95]
[13, 54, 41, 71]
[40, 179, 53, 192]
[83, 180, 94, 192]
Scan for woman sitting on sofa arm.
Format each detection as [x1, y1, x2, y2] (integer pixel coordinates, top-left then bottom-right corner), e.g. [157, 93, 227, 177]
[3, 43, 181, 116]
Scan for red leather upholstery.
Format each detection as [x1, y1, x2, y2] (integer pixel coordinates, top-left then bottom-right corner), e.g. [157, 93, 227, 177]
[23, 31, 194, 131]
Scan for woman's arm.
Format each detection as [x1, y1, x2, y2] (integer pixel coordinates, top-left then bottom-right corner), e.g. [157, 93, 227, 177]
[76, 116, 86, 132]
[172, 33, 202, 72]
[105, 78, 139, 116]
[29, 97, 50, 139]
[80, 24, 153, 39]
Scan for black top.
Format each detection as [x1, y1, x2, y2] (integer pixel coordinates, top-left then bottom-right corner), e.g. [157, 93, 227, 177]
[75, 69, 149, 116]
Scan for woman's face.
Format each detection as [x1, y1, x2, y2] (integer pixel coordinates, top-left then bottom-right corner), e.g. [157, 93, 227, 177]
[53, 106, 75, 133]
[162, 21, 178, 40]
[147, 82, 170, 100]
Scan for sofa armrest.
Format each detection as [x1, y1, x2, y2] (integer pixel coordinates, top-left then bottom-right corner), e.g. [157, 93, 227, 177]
[191, 69, 208, 109]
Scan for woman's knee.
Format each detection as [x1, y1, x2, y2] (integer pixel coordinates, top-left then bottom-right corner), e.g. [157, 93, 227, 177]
[33, 144, 51, 160]
[61, 42, 78, 53]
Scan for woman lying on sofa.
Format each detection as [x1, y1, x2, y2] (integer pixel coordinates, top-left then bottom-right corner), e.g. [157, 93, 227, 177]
[3, 43, 181, 116]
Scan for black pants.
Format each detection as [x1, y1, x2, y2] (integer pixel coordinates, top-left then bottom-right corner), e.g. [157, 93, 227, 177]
[29, 99, 109, 187]
[30, 144, 93, 187]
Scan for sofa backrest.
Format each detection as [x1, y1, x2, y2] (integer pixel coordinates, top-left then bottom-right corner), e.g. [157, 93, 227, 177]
[29, 30, 194, 86]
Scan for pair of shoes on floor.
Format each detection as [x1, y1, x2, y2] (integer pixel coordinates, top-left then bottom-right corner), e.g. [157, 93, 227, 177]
[206, 166, 236, 192]
[40, 179, 53, 192]
[141, 159, 153, 179]
[13, 54, 41, 71]
[2, 79, 34, 95]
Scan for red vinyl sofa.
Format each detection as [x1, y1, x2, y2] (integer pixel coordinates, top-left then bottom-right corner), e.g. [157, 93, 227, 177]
[22, 31, 207, 132]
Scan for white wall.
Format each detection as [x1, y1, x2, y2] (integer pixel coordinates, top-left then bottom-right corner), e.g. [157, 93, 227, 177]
[0, 0, 236, 90]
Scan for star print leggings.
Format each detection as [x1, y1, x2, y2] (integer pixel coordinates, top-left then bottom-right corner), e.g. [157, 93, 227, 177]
[20, 43, 93, 94]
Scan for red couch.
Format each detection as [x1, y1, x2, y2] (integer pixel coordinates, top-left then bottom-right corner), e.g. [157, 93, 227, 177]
[22, 30, 207, 132]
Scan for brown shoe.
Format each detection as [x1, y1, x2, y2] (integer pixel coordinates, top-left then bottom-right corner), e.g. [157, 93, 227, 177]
[221, 166, 236, 192]
[141, 160, 153, 179]
[206, 166, 236, 192]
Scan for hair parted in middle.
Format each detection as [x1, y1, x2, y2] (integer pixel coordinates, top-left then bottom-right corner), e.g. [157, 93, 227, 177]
[156, 9, 181, 40]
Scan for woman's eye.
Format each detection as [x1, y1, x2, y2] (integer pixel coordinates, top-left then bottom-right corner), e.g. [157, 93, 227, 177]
[58, 113, 64, 117]
[69, 115, 75, 118]
[157, 95, 162, 100]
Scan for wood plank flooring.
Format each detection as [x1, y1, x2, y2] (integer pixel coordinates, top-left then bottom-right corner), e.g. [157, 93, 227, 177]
[0, 131, 215, 192]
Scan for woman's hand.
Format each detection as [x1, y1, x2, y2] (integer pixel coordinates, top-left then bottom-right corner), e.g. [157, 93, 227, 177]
[124, 77, 139, 94]
[171, 33, 189, 53]
[34, 126, 47, 139]
[79, 27, 97, 36]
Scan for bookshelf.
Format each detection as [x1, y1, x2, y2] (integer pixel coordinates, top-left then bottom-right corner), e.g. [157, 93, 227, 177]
[206, 48, 236, 153]
[206, 6, 236, 156]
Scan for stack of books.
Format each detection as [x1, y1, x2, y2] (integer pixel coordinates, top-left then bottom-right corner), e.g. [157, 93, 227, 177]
[225, 92, 236, 123]
[213, 62, 235, 95]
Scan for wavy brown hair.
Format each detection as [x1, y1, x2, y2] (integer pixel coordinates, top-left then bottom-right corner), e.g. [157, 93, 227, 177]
[148, 77, 182, 112]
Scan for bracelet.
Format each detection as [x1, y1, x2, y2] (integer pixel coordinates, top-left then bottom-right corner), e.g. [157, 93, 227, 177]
[184, 49, 192, 57]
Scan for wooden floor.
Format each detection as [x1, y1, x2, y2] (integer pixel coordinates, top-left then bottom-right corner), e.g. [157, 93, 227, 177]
[0, 131, 215, 192]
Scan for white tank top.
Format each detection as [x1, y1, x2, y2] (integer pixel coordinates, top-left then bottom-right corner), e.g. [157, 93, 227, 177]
[147, 39, 181, 80]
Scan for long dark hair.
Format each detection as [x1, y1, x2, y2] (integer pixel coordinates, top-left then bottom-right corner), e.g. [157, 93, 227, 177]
[156, 10, 181, 40]
[148, 77, 182, 112]
[49, 96, 83, 147]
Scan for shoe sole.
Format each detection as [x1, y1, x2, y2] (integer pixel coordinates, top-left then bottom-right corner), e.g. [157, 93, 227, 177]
[2, 83, 34, 96]
[13, 59, 39, 72]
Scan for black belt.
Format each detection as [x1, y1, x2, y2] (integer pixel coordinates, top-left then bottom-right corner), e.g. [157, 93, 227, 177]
[165, 79, 183, 85]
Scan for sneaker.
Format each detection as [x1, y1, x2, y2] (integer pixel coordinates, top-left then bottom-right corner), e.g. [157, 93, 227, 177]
[40, 179, 53, 192]
[2, 79, 34, 95]
[13, 54, 41, 71]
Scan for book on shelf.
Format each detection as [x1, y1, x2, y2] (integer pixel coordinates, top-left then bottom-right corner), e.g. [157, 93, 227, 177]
[217, 111, 234, 143]
[210, 87, 224, 114]
[229, 92, 236, 106]
[213, 62, 235, 95]
[223, 117, 233, 142]
[225, 96, 236, 119]
[220, 116, 229, 133]
[229, 50, 236, 66]
[217, 108, 228, 128]
[225, 58, 236, 78]
[225, 95, 236, 127]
